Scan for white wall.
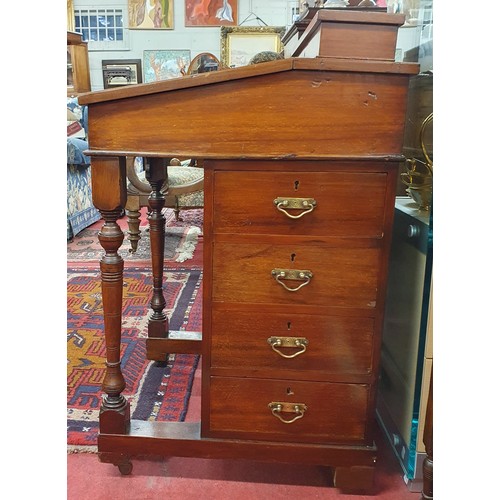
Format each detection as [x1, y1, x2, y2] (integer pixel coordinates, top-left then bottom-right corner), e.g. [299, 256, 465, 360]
[73, 0, 297, 90]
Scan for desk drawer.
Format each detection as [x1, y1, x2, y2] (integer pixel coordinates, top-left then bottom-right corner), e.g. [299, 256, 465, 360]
[211, 309, 374, 376]
[212, 242, 381, 308]
[207, 376, 369, 444]
[213, 170, 388, 238]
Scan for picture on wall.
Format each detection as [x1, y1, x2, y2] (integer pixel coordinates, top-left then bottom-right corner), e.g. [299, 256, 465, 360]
[102, 60, 143, 89]
[220, 26, 285, 68]
[128, 0, 174, 29]
[185, 0, 237, 27]
[143, 50, 191, 82]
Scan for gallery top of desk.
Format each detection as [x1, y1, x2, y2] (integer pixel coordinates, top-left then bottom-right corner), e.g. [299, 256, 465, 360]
[78, 10, 418, 163]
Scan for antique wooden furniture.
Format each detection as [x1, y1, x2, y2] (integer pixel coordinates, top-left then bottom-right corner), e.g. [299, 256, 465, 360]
[79, 10, 418, 491]
[291, 9, 403, 60]
[67, 31, 91, 96]
[125, 157, 204, 251]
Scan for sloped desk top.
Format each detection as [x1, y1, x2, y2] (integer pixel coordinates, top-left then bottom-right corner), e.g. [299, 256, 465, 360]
[78, 57, 418, 160]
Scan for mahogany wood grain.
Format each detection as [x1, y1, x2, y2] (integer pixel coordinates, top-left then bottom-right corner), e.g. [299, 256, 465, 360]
[78, 58, 418, 105]
[79, 60, 417, 160]
[293, 10, 405, 60]
[210, 309, 375, 378]
[67, 31, 91, 95]
[89, 157, 130, 433]
[98, 420, 377, 467]
[206, 377, 369, 444]
[146, 338, 202, 359]
[211, 241, 381, 308]
[145, 157, 168, 340]
[81, 46, 418, 490]
[212, 167, 388, 238]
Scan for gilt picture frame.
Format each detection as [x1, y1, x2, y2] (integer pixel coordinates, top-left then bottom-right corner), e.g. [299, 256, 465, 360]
[102, 59, 143, 89]
[220, 26, 285, 68]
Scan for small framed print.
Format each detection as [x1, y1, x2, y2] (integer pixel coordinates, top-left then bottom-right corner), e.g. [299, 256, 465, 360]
[102, 59, 142, 89]
[143, 50, 191, 82]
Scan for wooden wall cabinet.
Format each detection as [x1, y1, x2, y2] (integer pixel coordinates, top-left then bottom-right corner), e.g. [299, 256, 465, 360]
[67, 31, 91, 96]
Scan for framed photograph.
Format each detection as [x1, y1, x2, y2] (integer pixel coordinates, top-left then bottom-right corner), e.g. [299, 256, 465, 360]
[185, 0, 237, 27]
[128, 0, 174, 29]
[102, 59, 143, 89]
[143, 50, 191, 82]
[220, 26, 285, 68]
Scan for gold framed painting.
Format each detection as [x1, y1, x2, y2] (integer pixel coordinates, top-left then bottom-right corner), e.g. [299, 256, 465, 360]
[220, 26, 285, 68]
[128, 0, 174, 29]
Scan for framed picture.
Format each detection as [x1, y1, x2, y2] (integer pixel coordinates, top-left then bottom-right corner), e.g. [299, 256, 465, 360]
[143, 50, 191, 82]
[185, 0, 237, 27]
[102, 59, 143, 89]
[128, 0, 174, 29]
[220, 26, 285, 68]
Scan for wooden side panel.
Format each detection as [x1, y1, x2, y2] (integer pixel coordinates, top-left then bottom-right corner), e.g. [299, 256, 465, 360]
[86, 70, 411, 158]
[320, 23, 398, 60]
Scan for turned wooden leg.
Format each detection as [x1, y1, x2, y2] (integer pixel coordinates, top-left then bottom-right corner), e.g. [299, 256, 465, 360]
[125, 195, 141, 253]
[90, 157, 131, 438]
[174, 196, 183, 221]
[422, 368, 433, 499]
[145, 157, 168, 339]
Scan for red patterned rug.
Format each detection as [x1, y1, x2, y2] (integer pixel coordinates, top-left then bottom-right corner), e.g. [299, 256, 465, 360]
[67, 226, 202, 265]
[67, 208, 204, 452]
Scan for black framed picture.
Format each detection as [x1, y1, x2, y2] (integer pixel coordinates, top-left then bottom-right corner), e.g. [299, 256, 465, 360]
[102, 59, 143, 89]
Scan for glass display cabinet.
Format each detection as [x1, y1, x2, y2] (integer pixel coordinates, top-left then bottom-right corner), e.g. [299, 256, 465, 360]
[376, 0, 433, 493]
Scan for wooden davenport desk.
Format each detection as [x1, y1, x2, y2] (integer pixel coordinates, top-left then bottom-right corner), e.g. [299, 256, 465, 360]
[79, 48, 418, 491]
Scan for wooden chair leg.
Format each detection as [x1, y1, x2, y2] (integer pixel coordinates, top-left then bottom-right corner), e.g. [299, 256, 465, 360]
[125, 195, 141, 253]
[174, 196, 183, 221]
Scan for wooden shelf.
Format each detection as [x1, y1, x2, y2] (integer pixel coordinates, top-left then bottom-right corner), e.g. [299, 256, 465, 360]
[67, 31, 91, 96]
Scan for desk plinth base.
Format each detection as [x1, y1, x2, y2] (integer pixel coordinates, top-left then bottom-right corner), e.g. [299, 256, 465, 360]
[98, 420, 377, 492]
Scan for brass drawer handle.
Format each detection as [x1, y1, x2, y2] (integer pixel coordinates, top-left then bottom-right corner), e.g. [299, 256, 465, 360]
[274, 197, 317, 219]
[267, 336, 309, 358]
[268, 402, 307, 424]
[271, 269, 313, 292]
